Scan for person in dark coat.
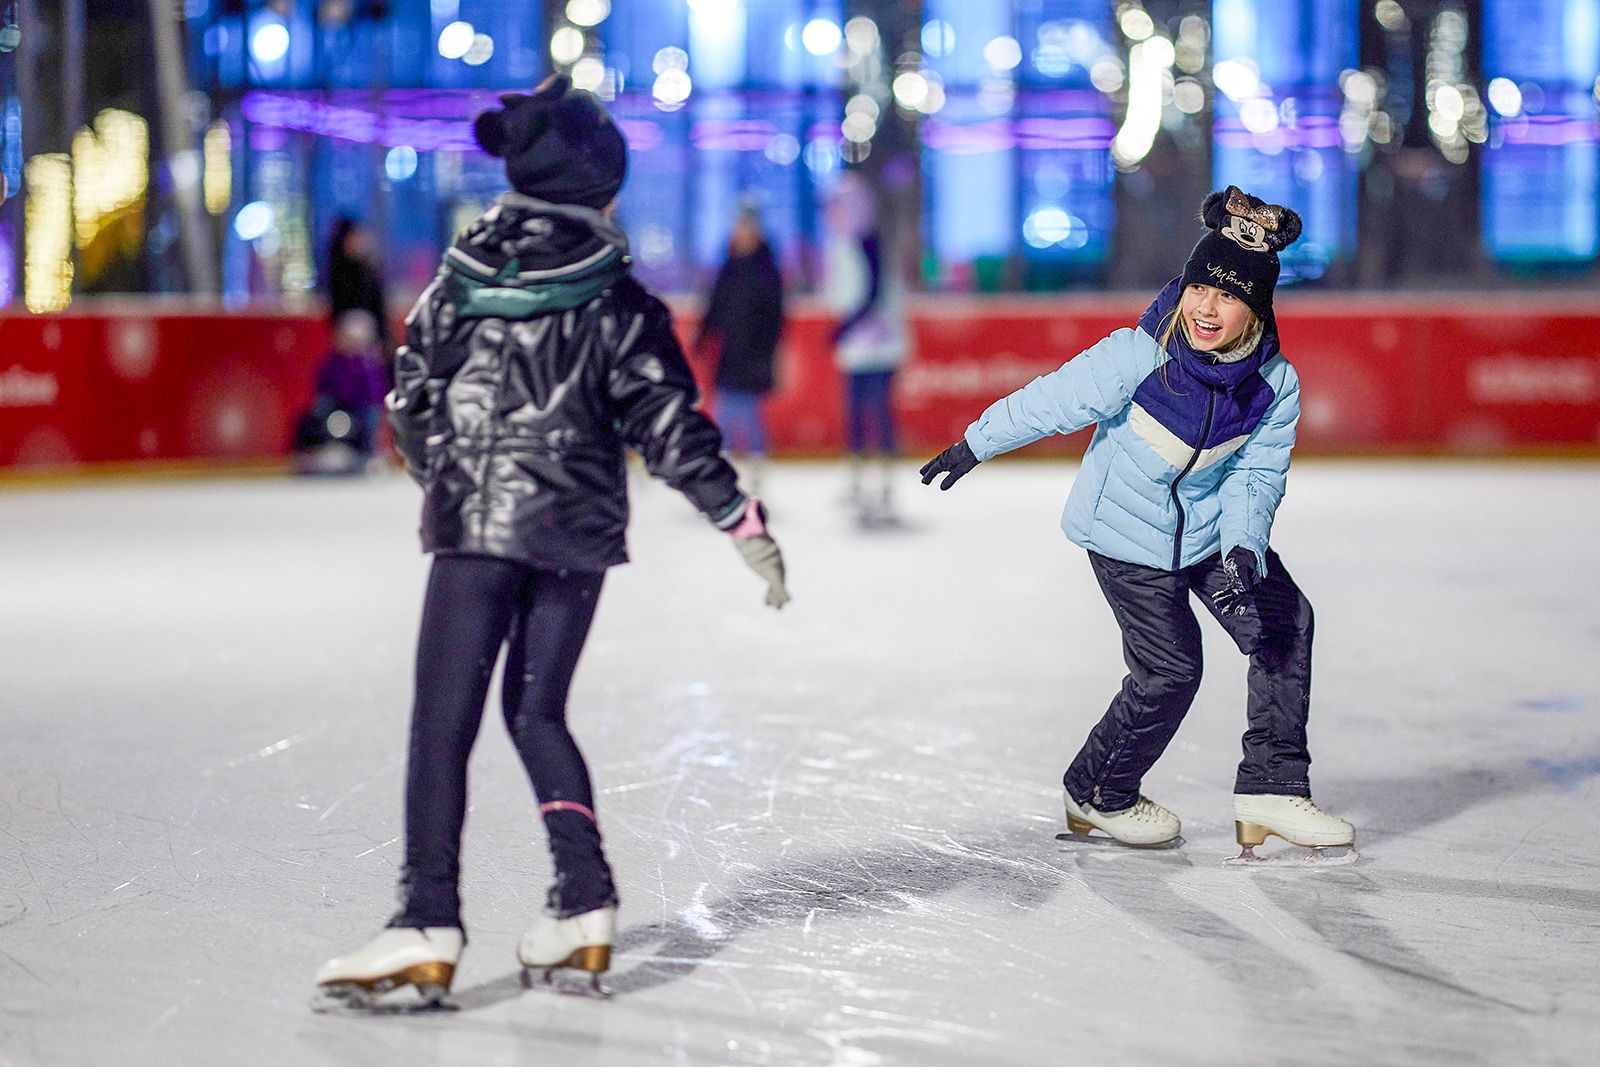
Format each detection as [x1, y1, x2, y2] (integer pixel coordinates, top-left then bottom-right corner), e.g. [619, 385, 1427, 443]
[313, 76, 791, 1011]
[695, 206, 784, 483]
[325, 216, 391, 356]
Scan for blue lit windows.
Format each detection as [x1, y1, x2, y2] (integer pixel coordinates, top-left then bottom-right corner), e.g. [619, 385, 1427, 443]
[1210, 0, 1358, 281]
[1481, 0, 1600, 263]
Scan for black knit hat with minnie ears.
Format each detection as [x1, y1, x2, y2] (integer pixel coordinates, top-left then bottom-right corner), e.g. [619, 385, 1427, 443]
[472, 75, 627, 209]
[1178, 186, 1303, 322]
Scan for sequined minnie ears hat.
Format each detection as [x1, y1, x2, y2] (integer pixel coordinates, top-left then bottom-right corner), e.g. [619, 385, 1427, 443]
[1179, 186, 1304, 323]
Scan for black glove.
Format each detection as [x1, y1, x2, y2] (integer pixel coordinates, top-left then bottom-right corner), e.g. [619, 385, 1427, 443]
[919, 439, 979, 491]
[1210, 547, 1262, 617]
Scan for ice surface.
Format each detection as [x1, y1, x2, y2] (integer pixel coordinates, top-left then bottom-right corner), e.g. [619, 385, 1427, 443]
[2, 460, 1598, 1066]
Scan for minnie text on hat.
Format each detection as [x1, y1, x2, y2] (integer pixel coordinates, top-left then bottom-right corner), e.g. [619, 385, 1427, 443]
[1205, 263, 1254, 293]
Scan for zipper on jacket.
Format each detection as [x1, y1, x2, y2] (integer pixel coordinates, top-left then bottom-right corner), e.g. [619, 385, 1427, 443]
[1168, 386, 1216, 570]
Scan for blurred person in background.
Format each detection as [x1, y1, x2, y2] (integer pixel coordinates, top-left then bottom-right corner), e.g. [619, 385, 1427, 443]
[694, 203, 784, 492]
[920, 187, 1356, 863]
[825, 171, 908, 524]
[325, 216, 392, 367]
[292, 309, 389, 475]
[312, 76, 790, 1011]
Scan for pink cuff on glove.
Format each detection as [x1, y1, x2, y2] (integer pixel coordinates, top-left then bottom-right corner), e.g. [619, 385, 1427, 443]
[730, 498, 767, 540]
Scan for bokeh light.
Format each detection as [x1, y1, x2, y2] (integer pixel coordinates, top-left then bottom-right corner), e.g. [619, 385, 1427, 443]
[249, 19, 290, 64]
[437, 21, 473, 61]
[801, 18, 842, 57]
[551, 26, 585, 65]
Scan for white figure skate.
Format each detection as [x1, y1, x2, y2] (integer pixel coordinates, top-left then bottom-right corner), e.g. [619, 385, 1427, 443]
[312, 926, 462, 1011]
[517, 904, 616, 994]
[1062, 790, 1181, 847]
[1231, 794, 1357, 864]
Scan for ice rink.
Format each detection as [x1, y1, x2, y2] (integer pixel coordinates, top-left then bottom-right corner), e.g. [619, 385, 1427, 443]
[3, 459, 1598, 1066]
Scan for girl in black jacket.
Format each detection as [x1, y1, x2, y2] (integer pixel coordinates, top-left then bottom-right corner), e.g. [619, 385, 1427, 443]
[313, 78, 789, 1009]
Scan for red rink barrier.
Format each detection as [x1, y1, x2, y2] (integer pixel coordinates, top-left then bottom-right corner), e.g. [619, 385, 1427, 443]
[683, 295, 1600, 457]
[0, 309, 328, 469]
[3, 296, 1598, 472]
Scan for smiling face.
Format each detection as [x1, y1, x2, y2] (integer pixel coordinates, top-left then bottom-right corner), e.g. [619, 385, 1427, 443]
[1179, 282, 1254, 351]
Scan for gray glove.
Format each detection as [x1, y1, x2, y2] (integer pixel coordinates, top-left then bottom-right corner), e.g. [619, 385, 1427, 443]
[736, 533, 790, 609]
[726, 498, 790, 609]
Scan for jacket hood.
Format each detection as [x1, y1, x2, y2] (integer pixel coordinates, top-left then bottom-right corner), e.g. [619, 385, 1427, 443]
[1137, 277, 1279, 391]
[442, 194, 631, 318]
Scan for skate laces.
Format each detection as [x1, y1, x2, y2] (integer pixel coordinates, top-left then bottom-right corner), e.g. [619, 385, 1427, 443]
[1288, 796, 1334, 819]
[1129, 797, 1171, 822]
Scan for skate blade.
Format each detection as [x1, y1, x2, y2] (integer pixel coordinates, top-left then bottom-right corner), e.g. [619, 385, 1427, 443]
[1224, 844, 1360, 868]
[519, 967, 611, 998]
[311, 985, 459, 1015]
[310, 963, 456, 1014]
[1055, 831, 1183, 851]
[519, 945, 612, 998]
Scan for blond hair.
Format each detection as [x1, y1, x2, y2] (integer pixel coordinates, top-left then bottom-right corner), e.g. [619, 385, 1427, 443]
[1157, 304, 1264, 378]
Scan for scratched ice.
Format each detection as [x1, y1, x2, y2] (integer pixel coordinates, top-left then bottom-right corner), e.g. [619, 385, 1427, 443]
[2, 461, 1597, 1066]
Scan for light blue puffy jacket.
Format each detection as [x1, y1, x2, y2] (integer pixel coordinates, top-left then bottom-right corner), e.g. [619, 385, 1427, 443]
[962, 282, 1300, 574]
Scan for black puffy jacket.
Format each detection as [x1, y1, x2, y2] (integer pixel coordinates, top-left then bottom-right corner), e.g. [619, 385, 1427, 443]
[389, 194, 745, 571]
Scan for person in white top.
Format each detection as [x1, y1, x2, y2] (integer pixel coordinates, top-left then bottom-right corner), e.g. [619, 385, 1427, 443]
[824, 172, 909, 519]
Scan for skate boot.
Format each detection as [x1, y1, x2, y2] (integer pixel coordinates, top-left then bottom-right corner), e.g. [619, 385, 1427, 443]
[1232, 794, 1356, 863]
[1063, 791, 1181, 847]
[312, 926, 462, 1010]
[517, 904, 616, 993]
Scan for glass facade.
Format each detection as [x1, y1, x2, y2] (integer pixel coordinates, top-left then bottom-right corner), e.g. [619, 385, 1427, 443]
[1211, 0, 1358, 282]
[188, 0, 536, 301]
[7, 1, 1600, 308]
[1482, 0, 1600, 264]
[0, 4, 19, 306]
[597, 0, 846, 293]
[920, 1, 1117, 291]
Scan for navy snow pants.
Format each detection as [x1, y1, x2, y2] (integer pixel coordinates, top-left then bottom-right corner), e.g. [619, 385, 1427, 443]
[392, 555, 616, 930]
[1064, 548, 1315, 814]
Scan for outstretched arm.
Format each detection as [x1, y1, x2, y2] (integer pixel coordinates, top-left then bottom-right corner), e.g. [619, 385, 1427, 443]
[964, 328, 1149, 461]
[607, 293, 790, 608]
[922, 328, 1154, 490]
[607, 294, 743, 520]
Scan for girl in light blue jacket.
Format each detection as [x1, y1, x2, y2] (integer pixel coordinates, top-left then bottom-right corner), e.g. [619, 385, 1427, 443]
[920, 188, 1354, 859]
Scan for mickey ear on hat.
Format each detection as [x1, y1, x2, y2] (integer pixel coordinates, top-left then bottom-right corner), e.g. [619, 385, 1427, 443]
[473, 109, 511, 157]
[1198, 188, 1233, 230]
[475, 84, 564, 158]
[1199, 185, 1303, 251]
[1264, 204, 1303, 252]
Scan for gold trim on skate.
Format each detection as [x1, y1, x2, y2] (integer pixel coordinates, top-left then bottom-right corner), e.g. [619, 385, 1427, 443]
[523, 945, 612, 994]
[1064, 815, 1180, 849]
[568, 944, 611, 973]
[1235, 819, 1354, 850]
[317, 960, 455, 996]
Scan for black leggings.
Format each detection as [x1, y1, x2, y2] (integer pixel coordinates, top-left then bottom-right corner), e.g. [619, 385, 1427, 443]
[393, 555, 616, 929]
